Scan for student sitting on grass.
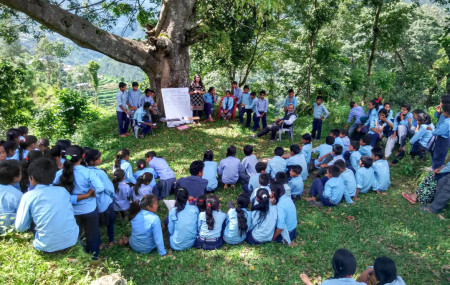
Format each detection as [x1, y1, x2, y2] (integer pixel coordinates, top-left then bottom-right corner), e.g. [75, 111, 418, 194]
[112, 169, 132, 219]
[131, 173, 154, 201]
[239, 145, 258, 185]
[218, 145, 242, 189]
[317, 144, 344, 176]
[310, 136, 334, 170]
[114, 148, 136, 186]
[344, 141, 361, 173]
[168, 188, 199, 251]
[15, 158, 79, 253]
[286, 144, 308, 180]
[176, 160, 208, 198]
[358, 134, 373, 157]
[330, 129, 345, 149]
[288, 165, 304, 200]
[202, 150, 218, 193]
[267, 146, 287, 180]
[300, 133, 313, 164]
[275, 171, 291, 197]
[271, 182, 297, 245]
[194, 195, 226, 250]
[245, 162, 268, 196]
[250, 173, 271, 202]
[306, 165, 345, 207]
[354, 156, 374, 200]
[119, 195, 167, 256]
[372, 147, 390, 194]
[0, 160, 22, 232]
[339, 129, 350, 152]
[224, 193, 252, 245]
[357, 256, 406, 285]
[133, 159, 157, 188]
[246, 188, 277, 245]
[335, 160, 356, 204]
[145, 151, 176, 200]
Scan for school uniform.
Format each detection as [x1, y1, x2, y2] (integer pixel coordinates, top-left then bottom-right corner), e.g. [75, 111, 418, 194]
[410, 123, 434, 158]
[246, 204, 277, 244]
[0, 184, 23, 231]
[6, 148, 19, 161]
[428, 172, 450, 214]
[176, 175, 208, 198]
[267, 156, 287, 179]
[312, 144, 333, 169]
[286, 153, 308, 180]
[116, 160, 136, 185]
[385, 112, 414, 158]
[241, 92, 253, 127]
[356, 167, 374, 194]
[133, 168, 158, 188]
[129, 210, 166, 255]
[168, 204, 199, 251]
[140, 94, 155, 107]
[310, 177, 344, 206]
[288, 176, 304, 197]
[131, 184, 154, 201]
[301, 143, 312, 163]
[349, 151, 362, 172]
[328, 154, 344, 166]
[340, 136, 350, 151]
[246, 173, 261, 196]
[340, 169, 356, 204]
[114, 182, 131, 211]
[363, 108, 378, 128]
[133, 106, 153, 135]
[274, 195, 297, 243]
[253, 98, 268, 130]
[347, 105, 366, 134]
[116, 90, 129, 135]
[384, 276, 406, 285]
[233, 87, 246, 124]
[283, 183, 292, 197]
[372, 159, 390, 192]
[333, 136, 345, 149]
[15, 184, 79, 252]
[88, 166, 116, 243]
[358, 145, 372, 157]
[128, 89, 142, 109]
[239, 155, 258, 184]
[195, 210, 226, 250]
[250, 185, 271, 203]
[284, 96, 298, 110]
[218, 156, 242, 184]
[321, 278, 366, 285]
[224, 208, 252, 245]
[431, 117, 450, 169]
[221, 96, 234, 120]
[148, 157, 176, 199]
[203, 92, 218, 119]
[312, 103, 329, 140]
[202, 161, 218, 191]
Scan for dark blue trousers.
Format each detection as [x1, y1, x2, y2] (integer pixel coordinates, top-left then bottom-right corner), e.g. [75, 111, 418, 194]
[274, 228, 297, 243]
[244, 109, 253, 127]
[99, 203, 116, 243]
[309, 177, 335, 206]
[312, 118, 323, 139]
[253, 113, 267, 131]
[193, 236, 223, 250]
[245, 230, 265, 245]
[432, 136, 450, 169]
[116, 111, 129, 135]
[75, 208, 101, 258]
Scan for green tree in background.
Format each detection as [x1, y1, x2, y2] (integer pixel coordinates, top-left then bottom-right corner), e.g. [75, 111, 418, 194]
[88, 60, 101, 105]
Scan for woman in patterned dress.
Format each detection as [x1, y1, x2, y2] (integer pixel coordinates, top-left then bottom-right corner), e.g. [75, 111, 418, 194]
[402, 166, 449, 204]
[188, 74, 206, 117]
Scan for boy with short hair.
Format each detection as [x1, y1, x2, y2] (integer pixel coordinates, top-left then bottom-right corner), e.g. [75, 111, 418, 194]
[348, 141, 362, 173]
[221, 90, 234, 121]
[176, 160, 208, 198]
[345, 101, 366, 135]
[339, 129, 351, 151]
[244, 162, 267, 195]
[359, 134, 373, 157]
[250, 173, 271, 202]
[300, 133, 312, 164]
[318, 144, 344, 176]
[371, 147, 390, 194]
[330, 129, 344, 148]
[116, 82, 130, 137]
[127, 82, 142, 128]
[311, 96, 329, 140]
[239, 145, 258, 184]
[286, 144, 308, 180]
[241, 85, 253, 127]
[307, 165, 344, 207]
[133, 102, 156, 138]
[275, 172, 291, 197]
[288, 165, 304, 200]
[354, 156, 374, 200]
[0, 160, 23, 232]
[267, 147, 287, 180]
[335, 160, 356, 204]
[253, 90, 268, 131]
[310, 136, 334, 171]
[141, 89, 160, 122]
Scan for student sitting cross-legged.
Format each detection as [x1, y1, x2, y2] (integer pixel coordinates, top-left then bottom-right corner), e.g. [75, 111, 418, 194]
[244, 162, 267, 196]
[286, 144, 308, 181]
[15, 158, 79, 253]
[0, 160, 22, 233]
[176, 160, 208, 198]
[354, 156, 374, 201]
[218, 146, 243, 189]
[250, 173, 271, 203]
[271, 182, 297, 246]
[288, 165, 304, 201]
[224, 193, 252, 245]
[267, 147, 287, 180]
[317, 144, 344, 176]
[300, 133, 313, 164]
[309, 136, 334, 171]
[246, 188, 277, 245]
[202, 150, 218, 193]
[306, 165, 345, 207]
[334, 160, 356, 204]
[194, 195, 226, 250]
[239, 145, 258, 185]
[372, 147, 391, 195]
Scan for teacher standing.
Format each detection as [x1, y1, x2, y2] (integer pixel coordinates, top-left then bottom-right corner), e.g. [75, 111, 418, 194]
[189, 74, 206, 117]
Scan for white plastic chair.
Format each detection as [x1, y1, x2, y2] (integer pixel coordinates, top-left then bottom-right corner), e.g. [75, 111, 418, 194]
[278, 117, 297, 142]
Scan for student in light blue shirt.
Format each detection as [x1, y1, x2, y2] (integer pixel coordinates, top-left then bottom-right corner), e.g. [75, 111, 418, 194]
[240, 85, 253, 126]
[246, 188, 277, 245]
[359, 134, 373, 157]
[307, 165, 344, 207]
[311, 96, 329, 140]
[407, 113, 434, 159]
[286, 144, 308, 180]
[300, 133, 313, 163]
[330, 129, 345, 149]
[218, 146, 242, 187]
[127, 82, 142, 112]
[133, 159, 158, 188]
[335, 160, 356, 204]
[339, 129, 351, 152]
[0, 160, 23, 232]
[354, 156, 374, 200]
[112, 169, 132, 214]
[267, 147, 287, 179]
[194, 195, 226, 250]
[250, 173, 271, 202]
[85, 149, 116, 246]
[3, 140, 19, 161]
[53, 146, 103, 257]
[348, 141, 362, 172]
[245, 162, 267, 196]
[131, 173, 154, 201]
[123, 195, 166, 255]
[359, 99, 379, 131]
[133, 102, 155, 138]
[239, 145, 258, 184]
[385, 104, 414, 159]
[202, 150, 218, 192]
[318, 144, 344, 176]
[271, 183, 297, 245]
[203, 87, 218, 122]
[284, 89, 298, 113]
[346, 101, 367, 135]
[116, 82, 130, 137]
[15, 158, 79, 253]
[253, 90, 269, 130]
[221, 91, 235, 121]
[312, 136, 334, 168]
[371, 147, 390, 193]
[288, 165, 304, 199]
[231, 81, 246, 124]
[145, 151, 176, 200]
[168, 188, 199, 251]
[113, 149, 136, 185]
[224, 193, 252, 245]
[430, 105, 450, 170]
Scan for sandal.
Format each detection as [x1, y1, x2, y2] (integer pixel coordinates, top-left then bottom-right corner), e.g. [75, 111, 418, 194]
[402, 192, 416, 204]
[418, 206, 432, 213]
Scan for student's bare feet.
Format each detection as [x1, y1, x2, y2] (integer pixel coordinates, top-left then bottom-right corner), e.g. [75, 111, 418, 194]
[402, 192, 417, 204]
[300, 273, 313, 285]
[230, 184, 235, 189]
[108, 241, 115, 247]
[224, 184, 229, 189]
[305, 197, 316, 202]
[353, 197, 360, 201]
[377, 190, 387, 195]
[120, 134, 127, 138]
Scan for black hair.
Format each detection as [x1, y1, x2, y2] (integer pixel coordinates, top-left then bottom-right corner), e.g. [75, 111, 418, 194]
[255, 162, 267, 173]
[144, 88, 151, 94]
[331, 249, 357, 278]
[330, 129, 340, 137]
[334, 159, 346, 171]
[260, 90, 266, 95]
[112, 169, 126, 193]
[316, 96, 323, 101]
[250, 92, 256, 97]
[290, 165, 302, 175]
[175, 187, 189, 218]
[84, 149, 101, 166]
[252, 188, 270, 225]
[333, 144, 343, 155]
[339, 129, 349, 137]
[115, 148, 130, 169]
[243, 85, 249, 90]
[0, 160, 20, 185]
[243, 145, 253, 156]
[361, 134, 371, 146]
[225, 90, 231, 95]
[6, 128, 20, 142]
[360, 156, 373, 168]
[232, 80, 238, 85]
[20, 150, 43, 192]
[189, 160, 204, 176]
[372, 146, 384, 159]
[134, 172, 153, 196]
[328, 165, 341, 178]
[128, 194, 157, 221]
[440, 95, 450, 105]
[28, 157, 57, 185]
[259, 173, 270, 186]
[3, 140, 17, 158]
[302, 133, 312, 143]
[132, 81, 139, 87]
[55, 139, 71, 152]
[275, 172, 287, 184]
[196, 194, 207, 212]
[207, 86, 215, 93]
[378, 108, 388, 116]
[412, 109, 424, 116]
[374, 256, 397, 285]
[58, 145, 83, 193]
[143, 102, 151, 109]
[325, 136, 335, 145]
[236, 193, 250, 236]
[203, 150, 214, 161]
[205, 195, 220, 230]
[49, 145, 63, 166]
[119, 82, 127, 88]
[369, 98, 379, 110]
[274, 146, 284, 156]
[401, 103, 411, 112]
[290, 144, 300, 155]
[18, 126, 29, 136]
[442, 103, 450, 113]
[136, 159, 147, 170]
[287, 88, 294, 94]
[226, 145, 237, 157]
[37, 138, 49, 148]
[350, 101, 356, 108]
[350, 141, 360, 150]
[417, 113, 431, 125]
[271, 182, 286, 204]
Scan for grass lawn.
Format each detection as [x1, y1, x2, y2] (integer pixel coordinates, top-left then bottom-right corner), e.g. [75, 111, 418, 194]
[1, 103, 449, 284]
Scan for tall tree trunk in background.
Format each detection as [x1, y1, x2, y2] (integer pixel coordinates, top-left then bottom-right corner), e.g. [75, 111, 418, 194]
[0, 0, 199, 115]
[366, 1, 383, 103]
[305, 0, 318, 103]
[447, 74, 450, 95]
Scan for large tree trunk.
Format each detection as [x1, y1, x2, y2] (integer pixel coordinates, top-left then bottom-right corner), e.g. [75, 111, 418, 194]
[306, 34, 315, 103]
[0, 0, 197, 115]
[365, 2, 383, 102]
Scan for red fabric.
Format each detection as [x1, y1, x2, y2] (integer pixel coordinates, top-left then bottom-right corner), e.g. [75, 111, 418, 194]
[218, 96, 237, 121]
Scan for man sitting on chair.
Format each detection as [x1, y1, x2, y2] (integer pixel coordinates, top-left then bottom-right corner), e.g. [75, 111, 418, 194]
[133, 102, 156, 138]
[250, 104, 297, 141]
